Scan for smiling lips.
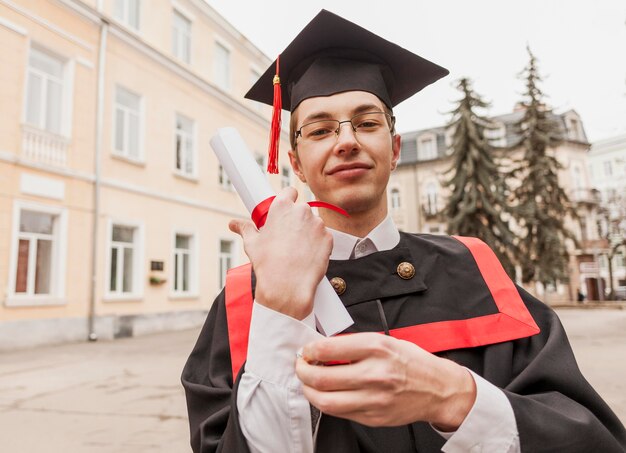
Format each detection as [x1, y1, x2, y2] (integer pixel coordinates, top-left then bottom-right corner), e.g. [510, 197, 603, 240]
[327, 162, 373, 176]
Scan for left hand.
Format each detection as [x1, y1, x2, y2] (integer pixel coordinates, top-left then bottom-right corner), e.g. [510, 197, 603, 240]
[295, 333, 476, 430]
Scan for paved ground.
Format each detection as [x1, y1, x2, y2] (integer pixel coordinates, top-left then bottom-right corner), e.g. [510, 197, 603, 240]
[1, 308, 624, 453]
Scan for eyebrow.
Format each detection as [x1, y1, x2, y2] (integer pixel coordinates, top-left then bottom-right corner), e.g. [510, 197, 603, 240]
[301, 103, 384, 124]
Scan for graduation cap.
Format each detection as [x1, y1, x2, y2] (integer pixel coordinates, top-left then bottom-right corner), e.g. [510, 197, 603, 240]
[245, 9, 449, 173]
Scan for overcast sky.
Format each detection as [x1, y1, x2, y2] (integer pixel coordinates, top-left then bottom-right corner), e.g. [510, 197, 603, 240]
[206, 0, 626, 142]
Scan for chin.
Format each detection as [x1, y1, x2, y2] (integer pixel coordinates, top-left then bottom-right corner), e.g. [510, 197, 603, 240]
[330, 192, 380, 215]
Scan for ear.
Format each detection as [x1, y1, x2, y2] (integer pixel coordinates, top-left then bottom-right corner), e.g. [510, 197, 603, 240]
[390, 133, 401, 171]
[288, 149, 307, 183]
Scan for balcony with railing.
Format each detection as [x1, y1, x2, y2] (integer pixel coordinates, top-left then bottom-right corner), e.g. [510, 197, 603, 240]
[21, 124, 69, 167]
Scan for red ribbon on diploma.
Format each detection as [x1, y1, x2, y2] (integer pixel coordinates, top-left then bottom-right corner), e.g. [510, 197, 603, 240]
[251, 196, 349, 228]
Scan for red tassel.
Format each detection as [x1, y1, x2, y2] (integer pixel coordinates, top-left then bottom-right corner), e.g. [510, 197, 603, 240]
[267, 55, 281, 174]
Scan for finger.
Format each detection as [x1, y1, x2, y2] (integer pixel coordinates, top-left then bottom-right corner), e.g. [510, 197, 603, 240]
[274, 186, 298, 203]
[296, 357, 363, 392]
[228, 219, 258, 238]
[302, 332, 389, 364]
[302, 385, 383, 424]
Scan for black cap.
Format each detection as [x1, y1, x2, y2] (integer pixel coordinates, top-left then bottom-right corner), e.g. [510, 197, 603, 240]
[245, 9, 449, 112]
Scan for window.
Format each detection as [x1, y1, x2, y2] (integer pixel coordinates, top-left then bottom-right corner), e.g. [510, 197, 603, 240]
[8, 204, 68, 306]
[250, 68, 263, 111]
[604, 161, 613, 177]
[173, 234, 193, 293]
[114, 0, 140, 30]
[213, 41, 231, 91]
[109, 225, 136, 295]
[572, 165, 583, 191]
[444, 126, 455, 149]
[219, 240, 233, 289]
[172, 10, 191, 63]
[175, 113, 194, 176]
[418, 136, 437, 160]
[390, 188, 401, 209]
[14, 211, 55, 296]
[568, 118, 580, 140]
[281, 167, 291, 188]
[219, 165, 232, 190]
[25, 47, 65, 135]
[426, 183, 438, 215]
[114, 86, 141, 160]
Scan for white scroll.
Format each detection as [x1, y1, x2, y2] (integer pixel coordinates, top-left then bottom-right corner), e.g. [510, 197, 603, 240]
[210, 127, 354, 336]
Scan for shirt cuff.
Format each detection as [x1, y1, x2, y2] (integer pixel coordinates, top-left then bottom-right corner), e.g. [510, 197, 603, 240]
[245, 302, 323, 387]
[434, 369, 520, 453]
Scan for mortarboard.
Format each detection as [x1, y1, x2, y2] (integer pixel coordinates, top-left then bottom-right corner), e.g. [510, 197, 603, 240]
[245, 9, 449, 172]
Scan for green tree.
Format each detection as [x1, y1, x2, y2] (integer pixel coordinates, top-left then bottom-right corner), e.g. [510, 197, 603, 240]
[444, 78, 519, 277]
[510, 47, 578, 285]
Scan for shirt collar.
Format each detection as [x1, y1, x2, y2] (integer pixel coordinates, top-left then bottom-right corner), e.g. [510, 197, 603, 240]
[328, 215, 401, 260]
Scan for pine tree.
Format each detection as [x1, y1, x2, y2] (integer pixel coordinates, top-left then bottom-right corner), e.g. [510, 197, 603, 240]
[444, 78, 519, 278]
[510, 47, 578, 286]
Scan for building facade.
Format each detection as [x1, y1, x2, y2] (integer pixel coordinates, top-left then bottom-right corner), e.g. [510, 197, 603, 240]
[0, 0, 297, 349]
[588, 134, 626, 299]
[389, 108, 607, 303]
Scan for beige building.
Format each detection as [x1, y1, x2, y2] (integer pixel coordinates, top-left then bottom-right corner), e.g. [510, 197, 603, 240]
[0, 0, 297, 349]
[389, 108, 604, 303]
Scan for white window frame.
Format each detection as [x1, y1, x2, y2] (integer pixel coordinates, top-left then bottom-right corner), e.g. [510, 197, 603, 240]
[114, 0, 141, 30]
[425, 182, 439, 215]
[571, 163, 583, 191]
[566, 115, 581, 141]
[112, 85, 144, 163]
[249, 64, 263, 112]
[173, 112, 196, 178]
[172, 8, 192, 64]
[213, 37, 232, 91]
[219, 164, 233, 191]
[23, 44, 75, 138]
[390, 187, 401, 210]
[418, 133, 437, 160]
[104, 218, 144, 300]
[217, 237, 238, 291]
[170, 229, 198, 298]
[6, 201, 68, 307]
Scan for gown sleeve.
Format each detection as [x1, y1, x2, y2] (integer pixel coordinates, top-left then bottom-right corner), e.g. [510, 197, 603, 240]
[500, 288, 626, 452]
[181, 289, 251, 453]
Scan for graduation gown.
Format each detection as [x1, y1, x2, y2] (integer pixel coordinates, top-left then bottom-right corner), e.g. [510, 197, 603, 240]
[181, 233, 626, 452]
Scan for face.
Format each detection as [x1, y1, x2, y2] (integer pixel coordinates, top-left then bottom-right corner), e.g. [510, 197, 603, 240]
[288, 91, 401, 216]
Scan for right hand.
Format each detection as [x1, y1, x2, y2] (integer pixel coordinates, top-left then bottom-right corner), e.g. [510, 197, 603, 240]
[229, 187, 333, 320]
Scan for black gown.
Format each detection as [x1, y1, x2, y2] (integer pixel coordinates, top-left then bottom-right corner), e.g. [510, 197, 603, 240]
[182, 233, 626, 452]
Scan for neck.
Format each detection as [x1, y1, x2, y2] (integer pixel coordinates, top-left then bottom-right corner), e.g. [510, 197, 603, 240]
[320, 204, 388, 238]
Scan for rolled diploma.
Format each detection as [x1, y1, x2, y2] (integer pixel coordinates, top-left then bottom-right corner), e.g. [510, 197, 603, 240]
[210, 127, 354, 337]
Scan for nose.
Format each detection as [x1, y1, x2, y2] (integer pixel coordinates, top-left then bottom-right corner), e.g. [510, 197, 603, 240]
[334, 121, 359, 155]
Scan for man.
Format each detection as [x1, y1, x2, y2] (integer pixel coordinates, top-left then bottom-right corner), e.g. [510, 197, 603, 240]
[182, 10, 626, 453]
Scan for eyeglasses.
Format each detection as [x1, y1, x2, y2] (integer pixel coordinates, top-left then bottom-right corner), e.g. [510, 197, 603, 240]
[295, 111, 395, 146]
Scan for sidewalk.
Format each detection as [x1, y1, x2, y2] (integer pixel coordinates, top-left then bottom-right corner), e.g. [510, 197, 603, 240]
[1, 308, 624, 452]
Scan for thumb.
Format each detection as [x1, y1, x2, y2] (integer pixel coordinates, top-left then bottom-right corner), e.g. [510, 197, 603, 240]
[229, 218, 258, 239]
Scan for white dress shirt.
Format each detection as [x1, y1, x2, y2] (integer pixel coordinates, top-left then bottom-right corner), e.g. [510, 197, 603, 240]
[237, 216, 520, 453]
